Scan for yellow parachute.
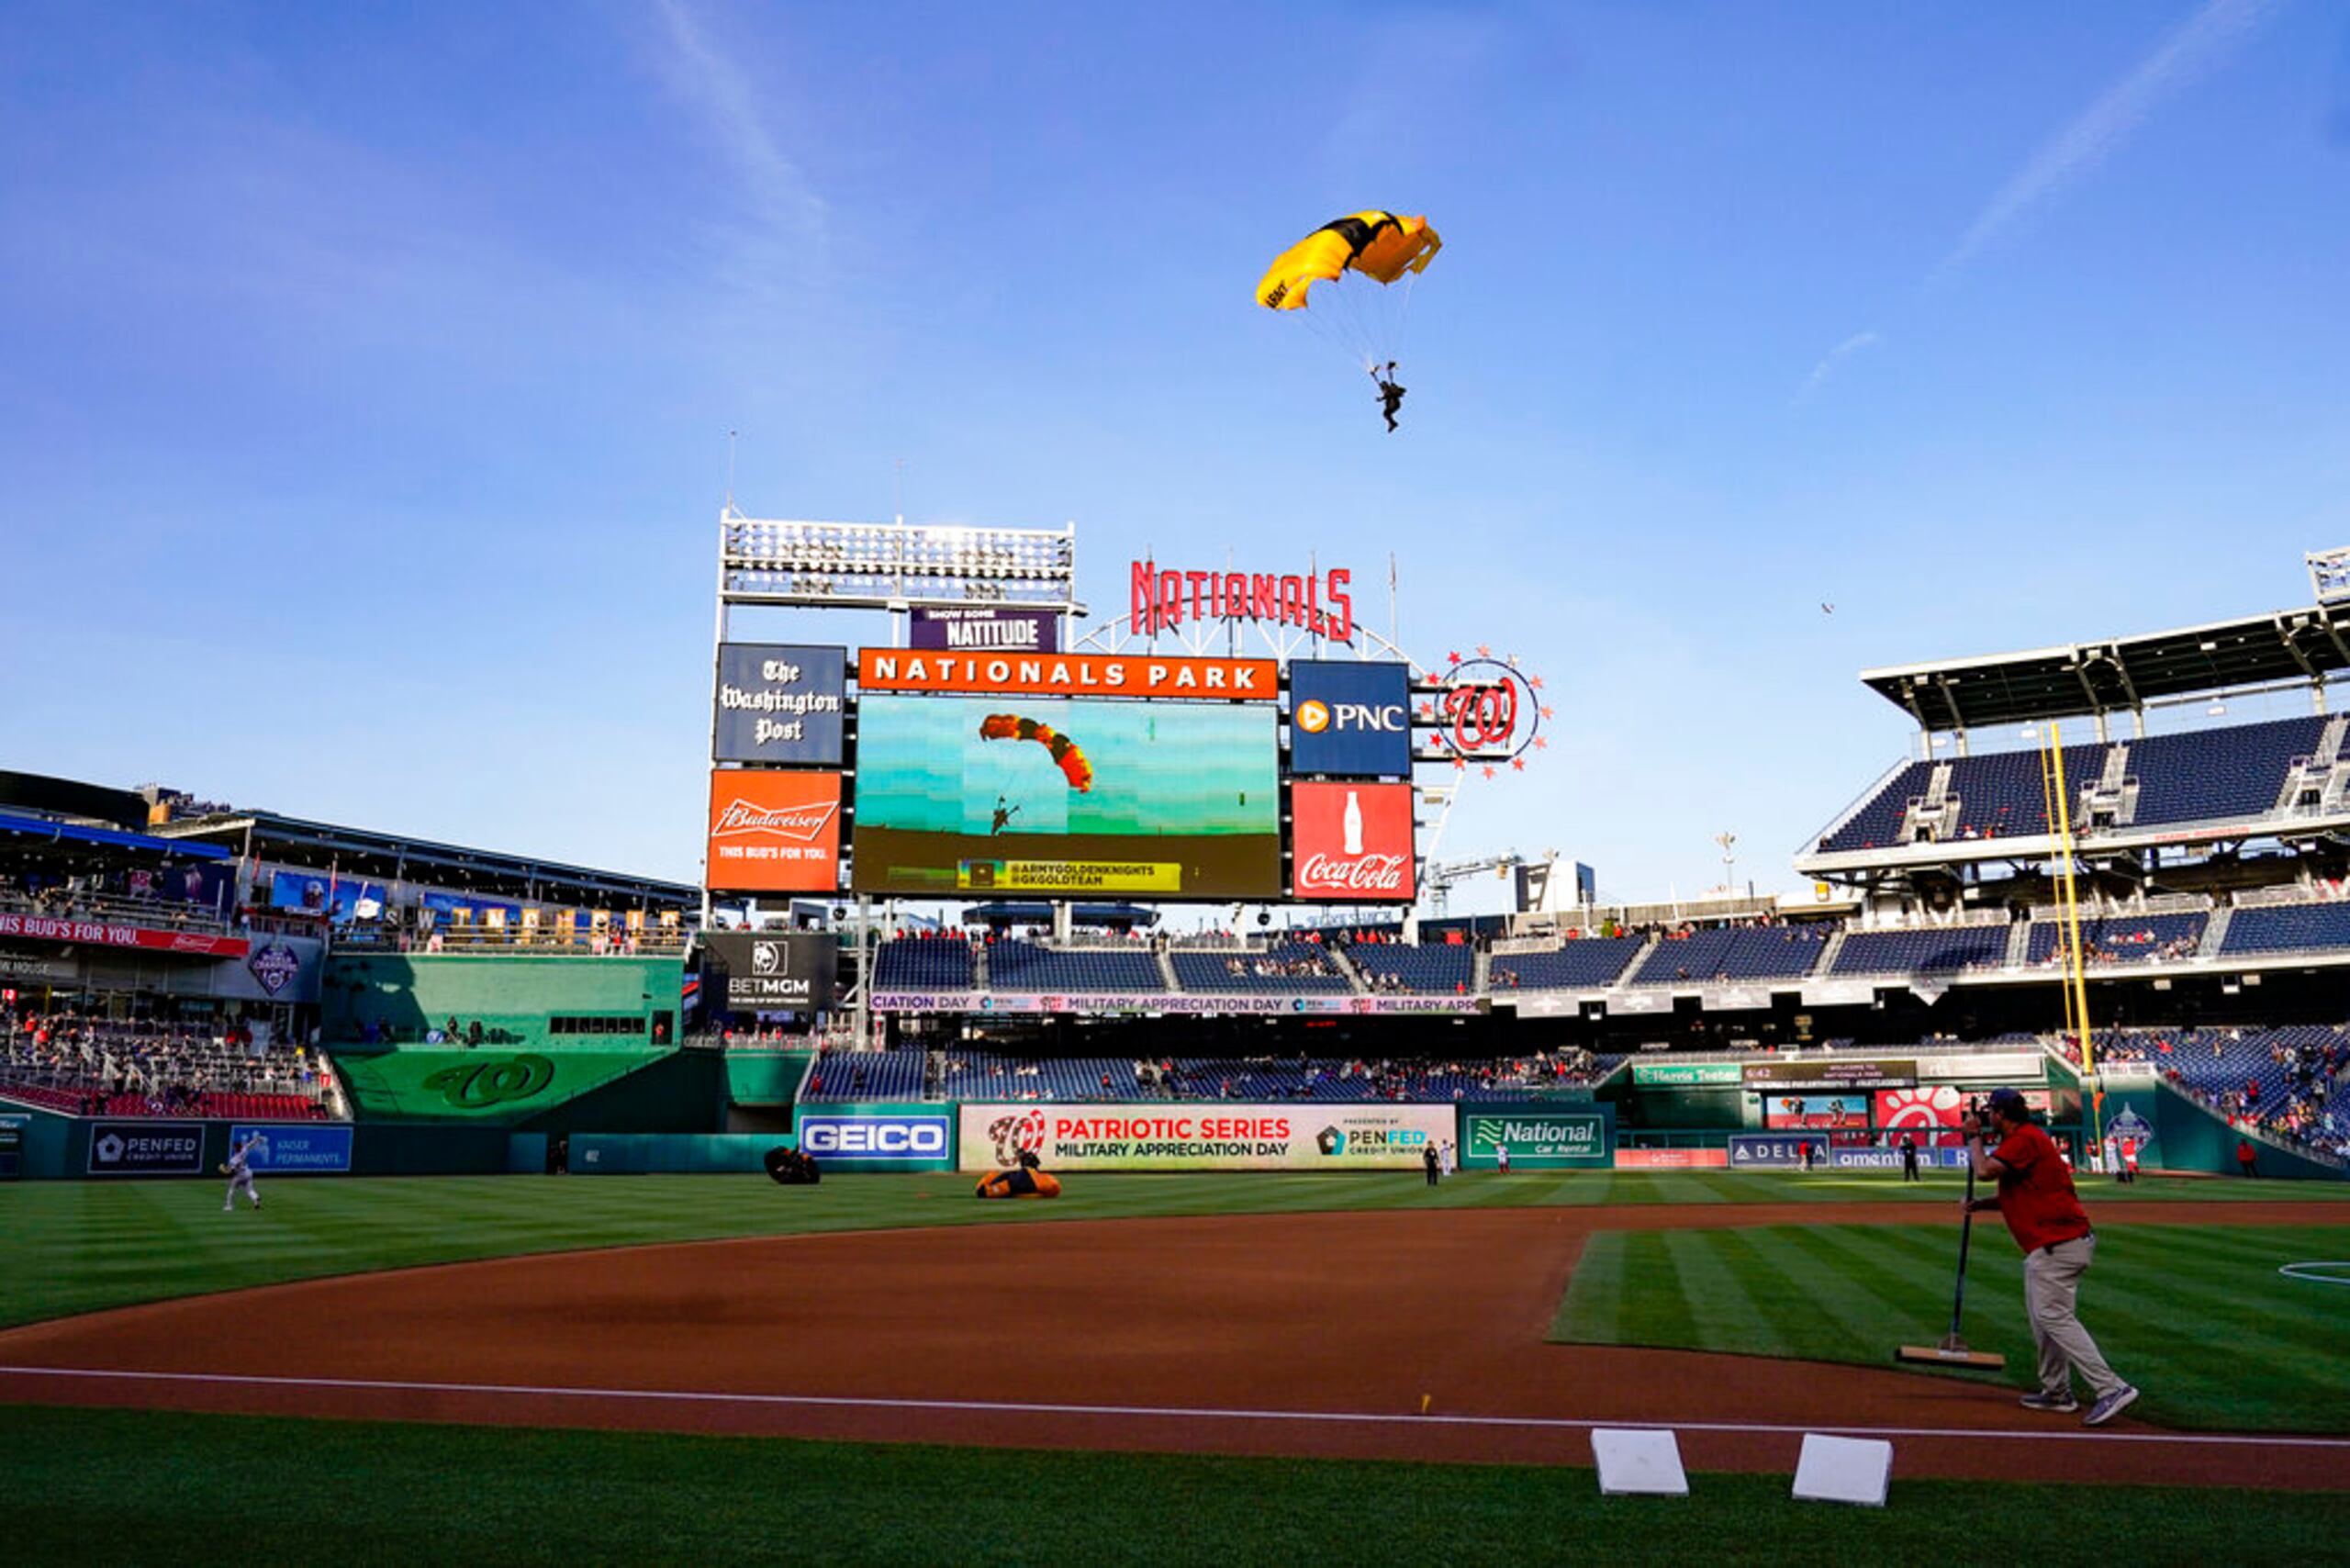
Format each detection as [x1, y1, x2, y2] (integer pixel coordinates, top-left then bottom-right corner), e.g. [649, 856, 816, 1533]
[1255, 211, 1442, 312]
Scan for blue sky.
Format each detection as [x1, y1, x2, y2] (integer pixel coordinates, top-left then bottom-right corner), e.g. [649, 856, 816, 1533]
[3, 2, 2346, 909]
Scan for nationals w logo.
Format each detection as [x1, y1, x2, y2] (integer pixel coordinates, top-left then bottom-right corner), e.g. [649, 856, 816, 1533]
[421, 1054, 555, 1109]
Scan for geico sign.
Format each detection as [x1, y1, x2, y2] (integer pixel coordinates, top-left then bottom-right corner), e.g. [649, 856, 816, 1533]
[800, 1118, 948, 1157]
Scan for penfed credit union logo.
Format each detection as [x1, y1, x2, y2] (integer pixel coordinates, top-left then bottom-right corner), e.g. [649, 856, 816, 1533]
[712, 798, 839, 842]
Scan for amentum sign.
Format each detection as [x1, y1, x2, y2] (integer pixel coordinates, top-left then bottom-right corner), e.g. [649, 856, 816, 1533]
[1290, 781, 1416, 902]
[713, 644, 847, 765]
[1289, 660, 1413, 778]
[791, 1103, 957, 1171]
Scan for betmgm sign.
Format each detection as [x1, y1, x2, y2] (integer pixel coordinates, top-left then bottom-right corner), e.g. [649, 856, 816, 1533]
[706, 931, 838, 1013]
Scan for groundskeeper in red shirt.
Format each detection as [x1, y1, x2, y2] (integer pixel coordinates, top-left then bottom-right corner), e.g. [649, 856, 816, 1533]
[1988, 1120, 2092, 1255]
[1964, 1087, 2136, 1427]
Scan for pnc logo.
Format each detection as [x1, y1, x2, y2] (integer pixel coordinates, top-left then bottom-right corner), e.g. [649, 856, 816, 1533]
[422, 1054, 555, 1109]
[1295, 700, 1332, 734]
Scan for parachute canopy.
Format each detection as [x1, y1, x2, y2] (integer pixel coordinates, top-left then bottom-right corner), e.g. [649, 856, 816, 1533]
[979, 713, 1093, 792]
[1255, 211, 1441, 313]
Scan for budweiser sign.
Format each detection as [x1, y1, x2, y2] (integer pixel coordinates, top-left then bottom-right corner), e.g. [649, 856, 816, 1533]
[711, 798, 838, 841]
[706, 771, 843, 893]
[1290, 782, 1416, 902]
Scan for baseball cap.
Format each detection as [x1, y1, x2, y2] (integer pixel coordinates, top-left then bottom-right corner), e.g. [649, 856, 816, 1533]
[1985, 1088, 2029, 1118]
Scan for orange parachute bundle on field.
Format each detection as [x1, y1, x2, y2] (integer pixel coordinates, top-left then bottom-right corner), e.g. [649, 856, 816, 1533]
[979, 713, 1093, 792]
[975, 1166, 1062, 1200]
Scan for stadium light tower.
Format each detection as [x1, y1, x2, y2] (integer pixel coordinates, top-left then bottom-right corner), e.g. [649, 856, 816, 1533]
[1715, 831, 1737, 895]
[716, 512, 1080, 622]
[2308, 546, 2350, 605]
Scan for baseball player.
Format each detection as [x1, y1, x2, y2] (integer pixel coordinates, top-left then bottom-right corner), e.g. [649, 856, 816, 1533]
[221, 1131, 266, 1213]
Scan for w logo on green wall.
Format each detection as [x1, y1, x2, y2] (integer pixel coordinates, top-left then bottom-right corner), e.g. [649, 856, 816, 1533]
[421, 1054, 556, 1109]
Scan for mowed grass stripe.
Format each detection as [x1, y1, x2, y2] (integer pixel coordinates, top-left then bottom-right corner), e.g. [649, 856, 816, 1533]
[1549, 1220, 2350, 1432]
[6, 1170, 2348, 1332]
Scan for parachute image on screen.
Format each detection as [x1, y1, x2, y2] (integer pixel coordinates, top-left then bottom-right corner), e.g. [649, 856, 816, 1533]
[851, 696, 1279, 898]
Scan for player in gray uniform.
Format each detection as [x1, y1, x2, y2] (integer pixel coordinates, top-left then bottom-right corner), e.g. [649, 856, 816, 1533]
[222, 1131, 266, 1213]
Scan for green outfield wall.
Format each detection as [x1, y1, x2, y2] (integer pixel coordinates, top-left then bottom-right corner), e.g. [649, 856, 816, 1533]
[321, 953, 684, 1051]
[331, 1047, 726, 1134]
[725, 1052, 814, 1105]
[570, 1132, 796, 1174]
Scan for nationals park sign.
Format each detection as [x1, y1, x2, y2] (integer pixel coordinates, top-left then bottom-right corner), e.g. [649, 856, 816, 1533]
[959, 1103, 1455, 1171]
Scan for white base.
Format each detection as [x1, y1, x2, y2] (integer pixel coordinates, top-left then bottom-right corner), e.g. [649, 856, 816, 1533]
[1792, 1433, 1892, 1506]
[1591, 1428, 1689, 1496]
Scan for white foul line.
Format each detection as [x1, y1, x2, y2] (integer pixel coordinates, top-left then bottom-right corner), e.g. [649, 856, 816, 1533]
[3, 1364, 2347, 1452]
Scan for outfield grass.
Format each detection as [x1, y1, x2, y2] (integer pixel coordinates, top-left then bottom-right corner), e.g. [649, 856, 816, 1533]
[0, 1405, 2344, 1566]
[1553, 1221, 2350, 1432]
[4, 1168, 2344, 1329]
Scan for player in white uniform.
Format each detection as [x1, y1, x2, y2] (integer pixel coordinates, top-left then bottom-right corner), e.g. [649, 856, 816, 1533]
[222, 1132, 265, 1212]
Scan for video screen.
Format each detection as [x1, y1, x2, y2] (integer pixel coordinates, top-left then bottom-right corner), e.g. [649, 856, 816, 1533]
[851, 695, 1279, 898]
[1761, 1093, 1869, 1130]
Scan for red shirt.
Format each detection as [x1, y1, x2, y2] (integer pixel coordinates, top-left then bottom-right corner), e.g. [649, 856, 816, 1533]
[1991, 1122, 2092, 1253]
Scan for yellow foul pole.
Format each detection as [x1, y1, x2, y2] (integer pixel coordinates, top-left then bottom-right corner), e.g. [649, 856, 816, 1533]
[2045, 723, 2103, 1154]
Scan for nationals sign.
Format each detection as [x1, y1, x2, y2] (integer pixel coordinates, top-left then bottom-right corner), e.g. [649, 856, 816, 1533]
[1130, 560, 1355, 641]
[705, 771, 842, 892]
[1290, 781, 1415, 902]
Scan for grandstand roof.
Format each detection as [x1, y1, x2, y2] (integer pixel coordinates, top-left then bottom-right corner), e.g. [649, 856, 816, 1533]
[156, 810, 696, 909]
[1861, 600, 2350, 730]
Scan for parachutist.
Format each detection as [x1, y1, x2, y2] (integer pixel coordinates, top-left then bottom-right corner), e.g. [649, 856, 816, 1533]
[1372, 362, 1406, 431]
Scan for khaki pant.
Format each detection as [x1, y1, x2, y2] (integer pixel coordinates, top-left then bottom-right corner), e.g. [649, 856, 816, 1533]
[2022, 1234, 2125, 1400]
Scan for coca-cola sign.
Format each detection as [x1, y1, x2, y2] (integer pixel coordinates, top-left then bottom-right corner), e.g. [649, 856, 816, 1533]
[706, 770, 843, 893]
[1297, 852, 1410, 893]
[1290, 782, 1416, 903]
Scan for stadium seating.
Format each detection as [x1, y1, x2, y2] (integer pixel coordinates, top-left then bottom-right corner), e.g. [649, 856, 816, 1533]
[2023, 912, 2206, 967]
[1345, 940, 1474, 994]
[987, 941, 1166, 992]
[1822, 716, 2343, 855]
[2219, 902, 2350, 958]
[1819, 744, 2101, 854]
[1169, 941, 1353, 993]
[871, 936, 977, 990]
[935, 1055, 1142, 1102]
[804, 1049, 927, 1101]
[1630, 925, 1830, 986]
[1486, 937, 1645, 991]
[1830, 926, 2009, 976]
[2124, 715, 2329, 826]
[2095, 1024, 2347, 1157]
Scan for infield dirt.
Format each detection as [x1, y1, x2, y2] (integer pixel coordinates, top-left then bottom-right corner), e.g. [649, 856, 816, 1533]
[2, 1204, 2341, 1488]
